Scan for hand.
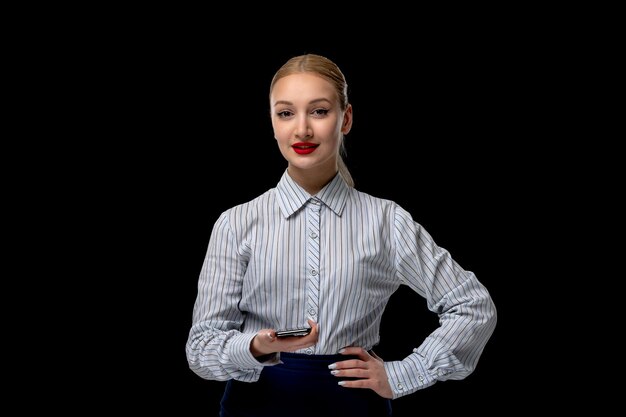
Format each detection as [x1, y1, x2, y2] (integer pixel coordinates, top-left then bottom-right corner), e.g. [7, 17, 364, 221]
[251, 319, 319, 357]
[330, 347, 393, 399]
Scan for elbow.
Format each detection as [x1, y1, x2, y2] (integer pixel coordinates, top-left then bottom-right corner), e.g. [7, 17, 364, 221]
[489, 297, 497, 325]
[483, 297, 497, 336]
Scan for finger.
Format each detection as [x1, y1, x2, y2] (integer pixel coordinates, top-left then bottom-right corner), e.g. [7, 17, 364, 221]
[330, 368, 370, 378]
[307, 319, 319, 335]
[329, 359, 365, 370]
[255, 329, 277, 343]
[300, 321, 319, 343]
[338, 346, 370, 359]
[338, 379, 370, 389]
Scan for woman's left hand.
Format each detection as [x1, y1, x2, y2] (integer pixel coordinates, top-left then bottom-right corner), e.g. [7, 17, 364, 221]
[330, 347, 393, 399]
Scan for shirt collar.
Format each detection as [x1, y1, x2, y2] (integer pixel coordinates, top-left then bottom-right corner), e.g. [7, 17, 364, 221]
[275, 169, 350, 218]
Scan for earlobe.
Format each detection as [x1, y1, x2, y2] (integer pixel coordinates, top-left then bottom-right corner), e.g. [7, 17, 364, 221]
[342, 105, 353, 134]
[342, 119, 352, 135]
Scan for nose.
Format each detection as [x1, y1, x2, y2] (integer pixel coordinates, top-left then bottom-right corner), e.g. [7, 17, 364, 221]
[294, 116, 312, 139]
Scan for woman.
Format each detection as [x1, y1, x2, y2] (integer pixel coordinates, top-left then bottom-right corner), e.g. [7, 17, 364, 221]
[186, 53, 497, 417]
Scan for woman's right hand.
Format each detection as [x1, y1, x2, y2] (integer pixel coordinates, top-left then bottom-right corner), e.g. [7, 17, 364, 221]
[251, 319, 319, 357]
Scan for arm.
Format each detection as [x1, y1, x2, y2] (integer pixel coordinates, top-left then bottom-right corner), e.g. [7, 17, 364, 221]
[185, 212, 278, 382]
[383, 205, 497, 398]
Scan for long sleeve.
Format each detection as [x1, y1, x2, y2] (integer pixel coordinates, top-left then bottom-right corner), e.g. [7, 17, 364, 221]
[185, 212, 278, 382]
[186, 173, 496, 391]
[383, 205, 497, 399]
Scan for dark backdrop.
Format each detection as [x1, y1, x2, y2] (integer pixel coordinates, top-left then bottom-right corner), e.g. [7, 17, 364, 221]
[87, 31, 560, 415]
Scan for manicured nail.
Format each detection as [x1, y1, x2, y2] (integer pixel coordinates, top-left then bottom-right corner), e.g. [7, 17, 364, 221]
[338, 348, 346, 354]
[330, 370, 339, 375]
[338, 381, 346, 386]
[328, 363, 337, 369]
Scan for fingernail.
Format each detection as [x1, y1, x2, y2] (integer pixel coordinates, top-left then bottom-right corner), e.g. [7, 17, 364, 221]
[338, 381, 346, 386]
[328, 363, 337, 369]
[338, 348, 346, 354]
[330, 370, 339, 375]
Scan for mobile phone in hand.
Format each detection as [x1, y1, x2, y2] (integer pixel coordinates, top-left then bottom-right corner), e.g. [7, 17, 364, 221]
[275, 327, 312, 337]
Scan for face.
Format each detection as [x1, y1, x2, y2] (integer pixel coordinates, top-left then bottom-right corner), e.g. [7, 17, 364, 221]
[270, 73, 352, 179]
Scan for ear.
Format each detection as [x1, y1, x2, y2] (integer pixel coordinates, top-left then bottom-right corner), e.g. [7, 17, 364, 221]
[341, 104, 353, 135]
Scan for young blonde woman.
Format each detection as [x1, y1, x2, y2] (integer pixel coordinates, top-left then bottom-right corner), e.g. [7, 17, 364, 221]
[186, 53, 497, 417]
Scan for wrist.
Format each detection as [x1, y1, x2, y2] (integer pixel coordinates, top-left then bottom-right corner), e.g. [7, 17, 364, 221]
[250, 334, 270, 357]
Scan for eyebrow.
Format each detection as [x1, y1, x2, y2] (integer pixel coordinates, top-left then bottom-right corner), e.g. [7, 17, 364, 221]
[273, 98, 333, 106]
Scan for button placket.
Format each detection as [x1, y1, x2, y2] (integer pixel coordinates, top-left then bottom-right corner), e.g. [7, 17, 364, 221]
[305, 198, 321, 351]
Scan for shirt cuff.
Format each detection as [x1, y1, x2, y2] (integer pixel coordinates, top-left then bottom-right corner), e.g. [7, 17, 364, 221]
[228, 333, 280, 370]
[384, 353, 437, 399]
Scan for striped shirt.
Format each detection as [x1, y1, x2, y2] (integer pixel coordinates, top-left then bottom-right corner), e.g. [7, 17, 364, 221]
[186, 170, 497, 398]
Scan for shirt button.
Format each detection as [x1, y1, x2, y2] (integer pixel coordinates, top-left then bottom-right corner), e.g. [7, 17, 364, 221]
[310, 232, 317, 239]
[397, 383, 404, 390]
[418, 375, 424, 382]
[308, 308, 316, 316]
[311, 269, 318, 276]
[304, 348, 313, 355]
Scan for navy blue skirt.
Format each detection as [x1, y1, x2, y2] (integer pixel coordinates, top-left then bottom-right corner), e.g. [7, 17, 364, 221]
[219, 352, 392, 417]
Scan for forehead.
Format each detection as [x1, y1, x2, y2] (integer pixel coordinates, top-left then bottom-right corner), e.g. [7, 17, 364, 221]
[271, 73, 336, 104]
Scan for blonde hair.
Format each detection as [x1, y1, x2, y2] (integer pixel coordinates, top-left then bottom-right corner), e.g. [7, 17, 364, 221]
[269, 54, 354, 187]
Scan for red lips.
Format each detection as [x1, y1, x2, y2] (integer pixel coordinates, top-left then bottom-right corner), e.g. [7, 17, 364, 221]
[292, 142, 319, 155]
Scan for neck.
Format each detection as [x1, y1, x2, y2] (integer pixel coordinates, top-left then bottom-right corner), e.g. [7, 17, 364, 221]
[287, 166, 337, 196]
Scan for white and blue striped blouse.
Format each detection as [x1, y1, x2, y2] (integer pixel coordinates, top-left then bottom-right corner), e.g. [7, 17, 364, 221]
[186, 170, 497, 398]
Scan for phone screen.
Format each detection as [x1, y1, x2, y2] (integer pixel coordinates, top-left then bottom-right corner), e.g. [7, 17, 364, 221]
[275, 327, 312, 337]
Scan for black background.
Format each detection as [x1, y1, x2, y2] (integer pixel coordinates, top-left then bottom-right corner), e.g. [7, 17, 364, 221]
[57, 19, 578, 415]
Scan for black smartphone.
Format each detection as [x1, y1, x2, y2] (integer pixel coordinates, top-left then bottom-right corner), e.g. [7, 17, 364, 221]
[275, 327, 312, 337]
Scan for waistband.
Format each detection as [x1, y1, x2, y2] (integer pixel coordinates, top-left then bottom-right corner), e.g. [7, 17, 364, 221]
[278, 352, 360, 370]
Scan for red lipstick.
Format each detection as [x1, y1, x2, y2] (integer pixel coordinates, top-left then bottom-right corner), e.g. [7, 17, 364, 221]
[292, 142, 319, 155]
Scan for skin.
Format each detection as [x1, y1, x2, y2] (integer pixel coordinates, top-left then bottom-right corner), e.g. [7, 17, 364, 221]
[249, 72, 393, 399]
[271, 72, 351, 195]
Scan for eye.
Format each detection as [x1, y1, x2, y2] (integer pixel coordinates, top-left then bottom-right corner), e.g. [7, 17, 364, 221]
[277, 110, 294, 119]
[311, 108, 329, 117]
